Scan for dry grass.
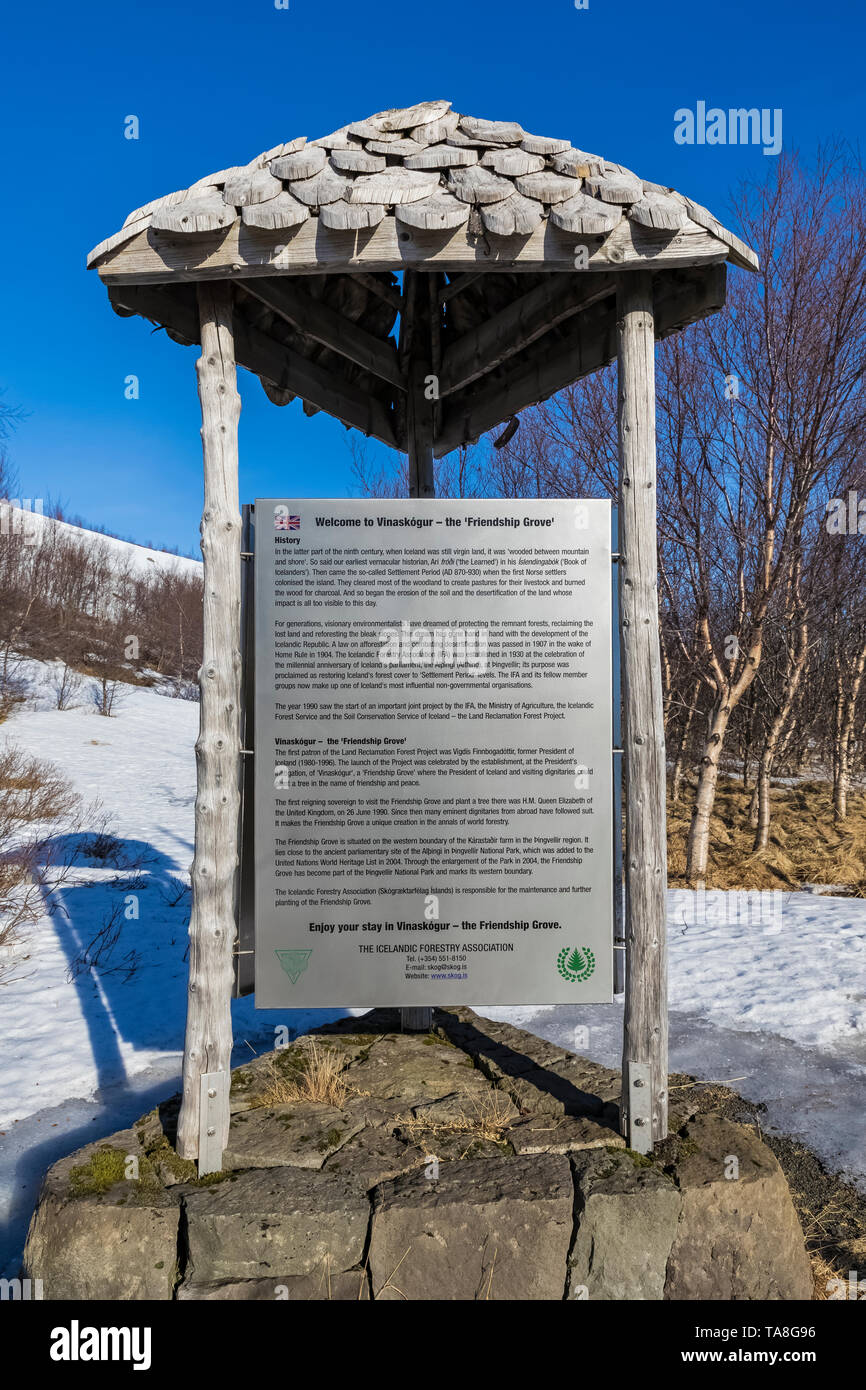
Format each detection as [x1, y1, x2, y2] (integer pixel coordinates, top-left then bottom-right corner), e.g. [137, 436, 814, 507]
[797, 1194, 860, 1299]
[256, 1039, 350, 1108]
[0, 743, 86, 983]
[668, 777, 866, 892]
[0, 746, 81, 825]
[399, 1089, 516, 1148]
[809, 1250, 840, 1300]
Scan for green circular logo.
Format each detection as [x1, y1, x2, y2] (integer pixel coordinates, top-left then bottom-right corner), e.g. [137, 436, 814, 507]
[557, 945, 596, 983]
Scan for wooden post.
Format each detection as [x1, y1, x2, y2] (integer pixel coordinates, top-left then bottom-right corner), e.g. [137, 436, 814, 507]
[400, 271, 434, 1031]
[616, 272, 668, 1150]
[404, 270, 435, 499]
[176, 281, 243, 1168]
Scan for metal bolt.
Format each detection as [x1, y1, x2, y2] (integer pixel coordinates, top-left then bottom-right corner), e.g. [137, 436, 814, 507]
[635, 1117, 646, 1127]
[207, 1127, 216, 1137]
[208, 1089, 217, 1098]
[633, 1078, 645, 1087]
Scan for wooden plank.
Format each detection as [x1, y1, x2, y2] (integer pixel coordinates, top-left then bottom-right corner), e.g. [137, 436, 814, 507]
[440, 273, 616, 395]
[616, 272, 668, 1148]
[456, 116, 524, 145]
[552, 148, 605, 178]
[401, 270, 435, 497]
[439, 272, 483, 303]
[241, 192, 310, 230]
[352, 271, 402, 311]
[176, 281, 242, 1167]
[550, 193, 622, 235]
[434, 265, 726, 456]
[106, 281, 400, 448]
[288, 166, 351, 207]
[87, 214, 152, 269]
[515, 170, 583, 204]
[151, 193, 235, 235]
[401, 269, 435, 1038]
[480, 192, 544, 237]
[365, 136, 424, 157]
[223, 167, 283, 208]
[240, 277, 404, 388]
[328, 148, 386, 173]
[481, 148, 545, 176]
[320, 199, 387, 230]
[107, 282, 199, 340]
[92, 215, 729, 283]
[409, 111, 460, 146]
[669, 192, 760, 271]
[448, 165, 514, 204]
[520, 132, 571, 155]
[395, 191, 470, 230]
[585, 170, 644, 204]
[348, 168, 440, 204]
[377, 100, 452, 132]
[435, 294, 616, 457]
[629, 191, 689, 232]
[234, 314, 400, 448]
[404, 145, 478, 170]
[270, 145, 326, 180]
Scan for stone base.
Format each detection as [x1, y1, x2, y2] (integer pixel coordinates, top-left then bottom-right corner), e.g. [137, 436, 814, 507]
[23, 1008, 813, 1301]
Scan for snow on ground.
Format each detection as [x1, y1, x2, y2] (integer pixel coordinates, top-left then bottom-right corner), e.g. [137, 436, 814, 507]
[1, 653, 865, 1272]
[0, 503, 200, 581]
[0, 668, 353, 1135]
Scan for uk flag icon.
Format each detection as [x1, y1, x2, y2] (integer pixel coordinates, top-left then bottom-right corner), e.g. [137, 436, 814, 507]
[274, 506, 300, 532]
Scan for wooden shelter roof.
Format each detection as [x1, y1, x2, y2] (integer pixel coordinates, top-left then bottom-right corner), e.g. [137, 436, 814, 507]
[89, 100, 759, 457]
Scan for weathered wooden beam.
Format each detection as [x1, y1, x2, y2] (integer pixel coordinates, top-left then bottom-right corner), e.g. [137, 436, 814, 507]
[176, 282, 242, 1172]
[241, 277, 405, 389]
[235, 316, 400, 449]
[107, 282, 400, 450]
[440, 273, 616, 396]
[93, 216, 728, 285]
[434, 266, 725, 457]
[400, 272, 434, 1035]
[402, 270, 435, 499]
[617, 272, 668, 1151]
[439, 272, 483, 304]
[436, 294, 616, 457]
[351, 271, 402, 312]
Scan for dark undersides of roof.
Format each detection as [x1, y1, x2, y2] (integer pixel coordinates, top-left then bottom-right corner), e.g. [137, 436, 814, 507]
[108, 262, 726, 457]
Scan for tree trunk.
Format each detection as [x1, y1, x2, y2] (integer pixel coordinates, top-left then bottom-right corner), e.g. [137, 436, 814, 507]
[753, 614, 808, 852]
[671, 676, 700, 802]
[833, 637, 866, 825]
[176, 283, 242, 1166]
[685, 696, 733, 887]
[617, 274, 668, 1149]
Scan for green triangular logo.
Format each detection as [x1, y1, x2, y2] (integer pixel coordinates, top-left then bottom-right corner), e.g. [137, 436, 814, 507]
[275, 949, 312, 985]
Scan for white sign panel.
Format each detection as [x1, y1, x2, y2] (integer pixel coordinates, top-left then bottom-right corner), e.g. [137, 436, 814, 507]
[254, 498, 613, 1007]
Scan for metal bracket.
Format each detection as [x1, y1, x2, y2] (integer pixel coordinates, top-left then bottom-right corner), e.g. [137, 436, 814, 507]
[625, 1061, 653, 1155]
[198, 1071, 229, 1176]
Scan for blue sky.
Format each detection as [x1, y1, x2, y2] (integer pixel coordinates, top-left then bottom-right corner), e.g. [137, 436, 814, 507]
[1, 0, 861, 555]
